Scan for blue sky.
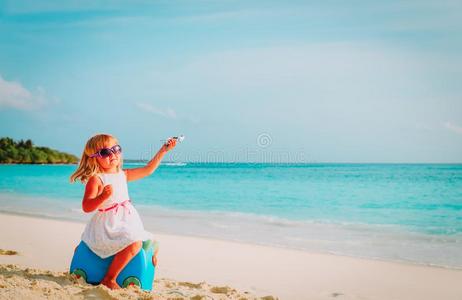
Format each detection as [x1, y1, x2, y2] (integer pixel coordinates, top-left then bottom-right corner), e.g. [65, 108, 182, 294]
[0, 0, 461, 162]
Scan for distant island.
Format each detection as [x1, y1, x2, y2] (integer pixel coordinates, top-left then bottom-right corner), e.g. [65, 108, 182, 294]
[0, 137, 78, 164]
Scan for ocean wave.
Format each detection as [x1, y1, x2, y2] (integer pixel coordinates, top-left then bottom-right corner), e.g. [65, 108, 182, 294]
[124, 162, 187, 166]
[162, 162, 187, 166]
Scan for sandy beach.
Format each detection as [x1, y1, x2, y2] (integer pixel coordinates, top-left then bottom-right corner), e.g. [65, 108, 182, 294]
[1, 212, 462, 300]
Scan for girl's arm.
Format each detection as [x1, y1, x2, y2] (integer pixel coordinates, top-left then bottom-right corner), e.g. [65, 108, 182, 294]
[82, 176, 112, 213]
[125, 139, 176, 182]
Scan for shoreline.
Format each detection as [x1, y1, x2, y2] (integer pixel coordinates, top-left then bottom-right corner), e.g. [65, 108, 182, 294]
[1, 212, 462, 299]
[0, 200, 462, 270]
[0, 209, 460, 272]
[2, 162, 462, 165]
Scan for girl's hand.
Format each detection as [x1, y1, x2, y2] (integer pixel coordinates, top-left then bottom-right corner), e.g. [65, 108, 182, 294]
[162, 138, 177, 152]
[100, 184, 113, 201]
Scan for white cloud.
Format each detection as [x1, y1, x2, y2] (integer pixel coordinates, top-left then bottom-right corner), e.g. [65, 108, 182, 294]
[0, 75, 47, 110]
[444, 121, 462, 135]
[135, 102, 177, 119]
[135, 102, 201, 124]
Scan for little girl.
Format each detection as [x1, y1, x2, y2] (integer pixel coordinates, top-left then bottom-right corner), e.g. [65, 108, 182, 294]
[70, 133, 176, 289]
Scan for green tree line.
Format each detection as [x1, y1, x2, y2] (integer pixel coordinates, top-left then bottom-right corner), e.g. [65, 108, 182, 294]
[0, 137, 78, 164]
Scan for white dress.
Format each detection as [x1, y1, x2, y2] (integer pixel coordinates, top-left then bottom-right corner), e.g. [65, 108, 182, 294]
[81, 170, 153, 258]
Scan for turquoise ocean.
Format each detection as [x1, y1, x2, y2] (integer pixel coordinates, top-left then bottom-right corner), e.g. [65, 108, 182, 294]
[0, 163, 461, 269]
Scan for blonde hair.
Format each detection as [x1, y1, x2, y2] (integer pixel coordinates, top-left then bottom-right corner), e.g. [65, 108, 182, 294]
[70, 133, 123, 183]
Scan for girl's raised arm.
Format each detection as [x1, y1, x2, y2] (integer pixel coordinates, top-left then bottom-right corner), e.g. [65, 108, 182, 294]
[125, 139, 176, 182]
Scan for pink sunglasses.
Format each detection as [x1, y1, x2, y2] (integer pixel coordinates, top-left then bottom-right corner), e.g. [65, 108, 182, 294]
[90, 145, 122, 158]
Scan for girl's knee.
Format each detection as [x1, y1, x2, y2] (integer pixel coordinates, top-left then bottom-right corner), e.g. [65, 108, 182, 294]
[127, 241, 142, 255]
[133, 240, 142, 250]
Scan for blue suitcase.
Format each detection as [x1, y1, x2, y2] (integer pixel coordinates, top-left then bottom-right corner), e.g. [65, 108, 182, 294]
[70, 240, 156, 291]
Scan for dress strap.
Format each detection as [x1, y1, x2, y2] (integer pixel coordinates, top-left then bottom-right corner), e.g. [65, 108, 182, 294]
[96, 173, 105, 185]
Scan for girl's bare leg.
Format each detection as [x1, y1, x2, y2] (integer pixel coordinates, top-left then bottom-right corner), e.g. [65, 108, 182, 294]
[152, 247, 159, 266]
[101, 241, 142, 289]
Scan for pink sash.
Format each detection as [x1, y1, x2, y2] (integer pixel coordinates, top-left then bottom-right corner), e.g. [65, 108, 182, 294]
[98, 199, 131, 214]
